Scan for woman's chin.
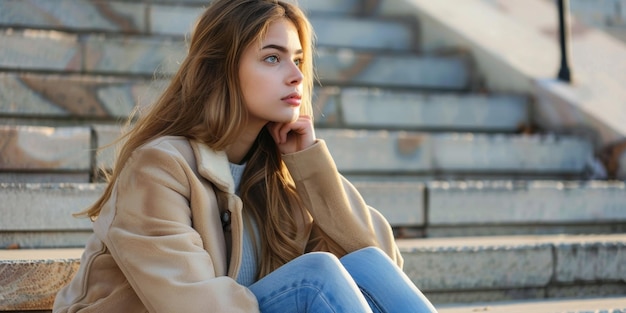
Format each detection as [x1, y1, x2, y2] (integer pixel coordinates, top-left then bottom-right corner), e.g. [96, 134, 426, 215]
[274, 113, 299, 124]
[263, 108, 301, 124]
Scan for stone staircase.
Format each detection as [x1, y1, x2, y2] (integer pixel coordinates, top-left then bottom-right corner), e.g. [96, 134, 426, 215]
[1, 0, 625, 311]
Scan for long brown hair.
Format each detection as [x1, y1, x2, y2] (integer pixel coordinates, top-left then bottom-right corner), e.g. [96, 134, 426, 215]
[78, 0, 315, 279]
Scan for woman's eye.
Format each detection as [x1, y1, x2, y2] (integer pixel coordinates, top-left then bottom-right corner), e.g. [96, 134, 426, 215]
[265, 55, 279, 63]
[294, 58, 302, 67]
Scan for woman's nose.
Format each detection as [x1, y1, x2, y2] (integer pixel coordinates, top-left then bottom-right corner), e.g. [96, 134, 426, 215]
[287, 63, 303, 85]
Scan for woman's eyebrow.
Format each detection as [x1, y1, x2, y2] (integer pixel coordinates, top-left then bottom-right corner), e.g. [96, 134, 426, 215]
[261, 44, 303, 55]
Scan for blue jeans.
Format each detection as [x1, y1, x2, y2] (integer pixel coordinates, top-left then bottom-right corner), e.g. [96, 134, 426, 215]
[248, 247, 437, 313]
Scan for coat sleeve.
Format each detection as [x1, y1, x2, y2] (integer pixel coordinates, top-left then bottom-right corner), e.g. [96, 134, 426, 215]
[282, 140, 403, 268]
[96, 145, 259, 313]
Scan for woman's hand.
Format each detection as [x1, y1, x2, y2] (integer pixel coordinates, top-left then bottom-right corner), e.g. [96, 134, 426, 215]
[267, 115, 316, 154]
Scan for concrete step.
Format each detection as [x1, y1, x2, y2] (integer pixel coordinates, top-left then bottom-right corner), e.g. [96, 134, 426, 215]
[316, 88, 529, 132]
[424, 180, 626, 237]
[399, 234, 626, 304]
[0, 125, 594, 183]
[0, 0, 146, 34]
[0, 73, 524, 132]
[0, 2, 416, 51]
[0, 73, 158, 121]
[0, 248, 82, 311]
[1, 234, 625, 310]
[295, 0, 373, 16]
[358, 179, 626, 237]
[0, 125, 93, 183]
[438, 297, 626, 313]
[0, 124, 117, 183]
[0, 29, 181, 75]
[309, 16, 417, 51]
[153, 0, 367, 13]
[0, 0, 359, 35]
[0, 29, 469, 90]
[318, 129, 593, 175]
[2, 180, 625, 248]
[0, 183, 100, 248]
[315, 47, 470, 89]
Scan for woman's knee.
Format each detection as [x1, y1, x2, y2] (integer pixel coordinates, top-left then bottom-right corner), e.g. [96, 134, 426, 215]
[355, 246, 385, 256]
[342, 246, 387, 263]
[294, 252, 343, 273]
[251, 252, 372, 312]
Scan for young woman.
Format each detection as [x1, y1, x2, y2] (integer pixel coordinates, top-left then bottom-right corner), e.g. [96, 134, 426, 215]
[53, 0, 437, 312]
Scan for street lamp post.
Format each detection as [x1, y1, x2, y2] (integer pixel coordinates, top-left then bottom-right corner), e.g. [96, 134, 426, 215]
[557, 0, 573, 83]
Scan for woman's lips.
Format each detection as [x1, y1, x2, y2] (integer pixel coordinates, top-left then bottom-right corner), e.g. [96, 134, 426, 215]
[282, 93, 301, 106]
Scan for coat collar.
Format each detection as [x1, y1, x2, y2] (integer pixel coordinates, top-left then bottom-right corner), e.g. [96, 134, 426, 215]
[190, 139, 235, 194]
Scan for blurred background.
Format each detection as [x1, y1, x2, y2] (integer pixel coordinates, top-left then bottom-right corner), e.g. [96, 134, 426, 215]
[1, 0, 625, 311]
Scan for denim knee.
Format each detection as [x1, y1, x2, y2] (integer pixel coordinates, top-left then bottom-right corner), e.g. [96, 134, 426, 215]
[354, 246, 385, 256]
[249, 251, 373, 312]
[295, 252, 344, 275]
[342, 246, 387, 262]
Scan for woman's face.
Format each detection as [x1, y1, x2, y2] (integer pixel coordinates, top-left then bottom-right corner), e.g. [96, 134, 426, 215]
[239, 18, 304, 128]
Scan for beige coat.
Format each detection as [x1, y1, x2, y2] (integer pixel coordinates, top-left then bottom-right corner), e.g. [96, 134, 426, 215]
[53, 137, 402, 313]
